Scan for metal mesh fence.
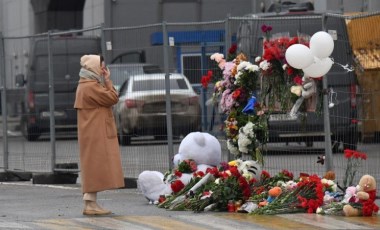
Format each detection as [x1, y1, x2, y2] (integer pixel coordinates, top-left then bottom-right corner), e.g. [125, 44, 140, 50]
[1, 12, 379, 191]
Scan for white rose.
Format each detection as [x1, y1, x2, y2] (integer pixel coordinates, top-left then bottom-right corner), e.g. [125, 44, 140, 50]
[255, 56, 261, 62]
[246, 64, 259, 72]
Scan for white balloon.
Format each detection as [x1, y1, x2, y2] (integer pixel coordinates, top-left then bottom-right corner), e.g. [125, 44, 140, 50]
[302, 57, 334, 78]
[310, 31, 334, 59]
[285, 44, 314, 69]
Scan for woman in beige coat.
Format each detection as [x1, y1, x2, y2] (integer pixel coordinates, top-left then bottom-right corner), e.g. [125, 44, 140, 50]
[74, 54, 125, 215]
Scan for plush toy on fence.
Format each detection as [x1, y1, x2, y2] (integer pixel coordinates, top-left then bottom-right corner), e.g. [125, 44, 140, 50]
[343, 174, 379, 216]
[289, 76, 317, 118]
[137, 132, 222, 203]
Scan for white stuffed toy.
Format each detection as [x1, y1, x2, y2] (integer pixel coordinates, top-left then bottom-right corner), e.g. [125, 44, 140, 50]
[137, 132, 222, 203]
[289, 76, 317, 118]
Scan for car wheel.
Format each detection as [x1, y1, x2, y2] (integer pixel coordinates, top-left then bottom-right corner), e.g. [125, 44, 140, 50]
[119, 130, 131, 146]
[22, 120, 41, 141]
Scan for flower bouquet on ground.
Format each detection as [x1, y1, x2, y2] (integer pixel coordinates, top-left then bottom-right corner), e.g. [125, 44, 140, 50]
[342, 149, 367, 190]
[252, 174, 324, 215]
[158, 162, 256, 212]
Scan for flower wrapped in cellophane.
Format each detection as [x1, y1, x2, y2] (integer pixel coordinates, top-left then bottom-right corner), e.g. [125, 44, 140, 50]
[158, 162, 257, 212]
[252, 174, 324, 215]
[211, 52, 268, 162]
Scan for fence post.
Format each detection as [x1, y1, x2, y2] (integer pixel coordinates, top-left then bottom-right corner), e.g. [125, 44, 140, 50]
[200, 44, 208, 131]
[225, 16, 231, 56]
[47, 31, 56, 172]
[100, 23, 107, 62]
[0, 32, 9, 171]
[322, 14, 334, 172]
[162, 21, 174, 169]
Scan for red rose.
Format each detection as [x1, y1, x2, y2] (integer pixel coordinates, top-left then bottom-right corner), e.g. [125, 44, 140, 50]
[293, 76, 302, 85]
[232, 89, 241, 100]
[261, 170, 270, 179]
[228, 44, 237, 54]
[229, 166, 240, 177]
[286, 67, 294, 75]
[171, 180, 185, 193]
[174, 170, 182, 177]
[206, 167, 219, 177]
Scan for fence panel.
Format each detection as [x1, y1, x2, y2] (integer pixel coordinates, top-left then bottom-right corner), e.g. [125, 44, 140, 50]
[230, 12, 380, 191]
[2, 34, 53, 172]
[1, 28, 102, 173]
[331, 12, 380, 190]
[1, 12, 379, 193]
[103, 24, 177, 177]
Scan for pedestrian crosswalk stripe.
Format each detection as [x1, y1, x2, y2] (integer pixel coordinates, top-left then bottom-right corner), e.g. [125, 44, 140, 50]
[0, 222, 31, 229]
[116, 216, 208, 230]
[219, 213, 318, 230]
[34, 219, 91, 230]
[74, 217, 152, 230]
[339, 216, 380, 229]
[175, 214, 267, 230]
[278, 214, 372, 229]
[26, 213, 380, 230]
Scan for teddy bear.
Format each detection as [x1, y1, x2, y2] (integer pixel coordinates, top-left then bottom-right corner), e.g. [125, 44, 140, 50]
[343, 174, 379, 216]
[137, 132, 222, 203]
[342, 186, 358, 204]
[289, 76, 317, 118]
[228, 159, 262, 182]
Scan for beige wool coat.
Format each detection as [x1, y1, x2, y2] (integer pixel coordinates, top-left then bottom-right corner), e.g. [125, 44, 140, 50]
[74, 78, 125, 193]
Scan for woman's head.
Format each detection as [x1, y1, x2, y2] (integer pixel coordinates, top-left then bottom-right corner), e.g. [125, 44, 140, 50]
[80, 54, 103, 76]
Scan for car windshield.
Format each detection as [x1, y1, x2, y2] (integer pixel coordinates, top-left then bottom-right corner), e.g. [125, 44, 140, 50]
[132, 79, 188, 91]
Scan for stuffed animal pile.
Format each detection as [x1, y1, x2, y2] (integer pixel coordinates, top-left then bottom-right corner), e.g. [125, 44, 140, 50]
[137, 132, 222, 203]
[343, 174, 379, 216]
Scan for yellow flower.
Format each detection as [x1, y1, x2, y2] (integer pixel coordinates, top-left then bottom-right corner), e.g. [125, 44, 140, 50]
[228, 160, 238, 166]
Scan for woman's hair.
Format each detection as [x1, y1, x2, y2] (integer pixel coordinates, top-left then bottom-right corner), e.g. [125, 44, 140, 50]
[100, 55, 104, 65]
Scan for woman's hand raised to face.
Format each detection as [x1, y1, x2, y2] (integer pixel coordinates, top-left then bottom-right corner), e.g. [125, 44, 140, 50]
[102, 66, 111, 81]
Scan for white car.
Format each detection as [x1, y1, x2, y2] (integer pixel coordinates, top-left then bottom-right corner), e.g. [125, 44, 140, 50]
[114, 73, 201, 145]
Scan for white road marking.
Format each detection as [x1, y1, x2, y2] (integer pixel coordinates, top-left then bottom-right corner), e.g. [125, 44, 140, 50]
[278, 213, 372, 229]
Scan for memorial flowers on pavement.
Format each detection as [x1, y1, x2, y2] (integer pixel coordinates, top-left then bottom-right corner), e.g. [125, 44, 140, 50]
[252, 174, 325, 215]
[158, 162, 256, 212]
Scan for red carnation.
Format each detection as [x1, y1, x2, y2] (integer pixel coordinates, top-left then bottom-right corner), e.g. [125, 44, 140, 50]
[344, 149, 354, 158]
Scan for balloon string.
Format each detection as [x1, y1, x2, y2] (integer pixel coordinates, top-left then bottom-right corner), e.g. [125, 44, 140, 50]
[333, 58, 355, 72]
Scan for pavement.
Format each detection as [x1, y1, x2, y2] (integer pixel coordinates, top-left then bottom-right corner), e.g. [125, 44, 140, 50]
[1, 181, 380, 230]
